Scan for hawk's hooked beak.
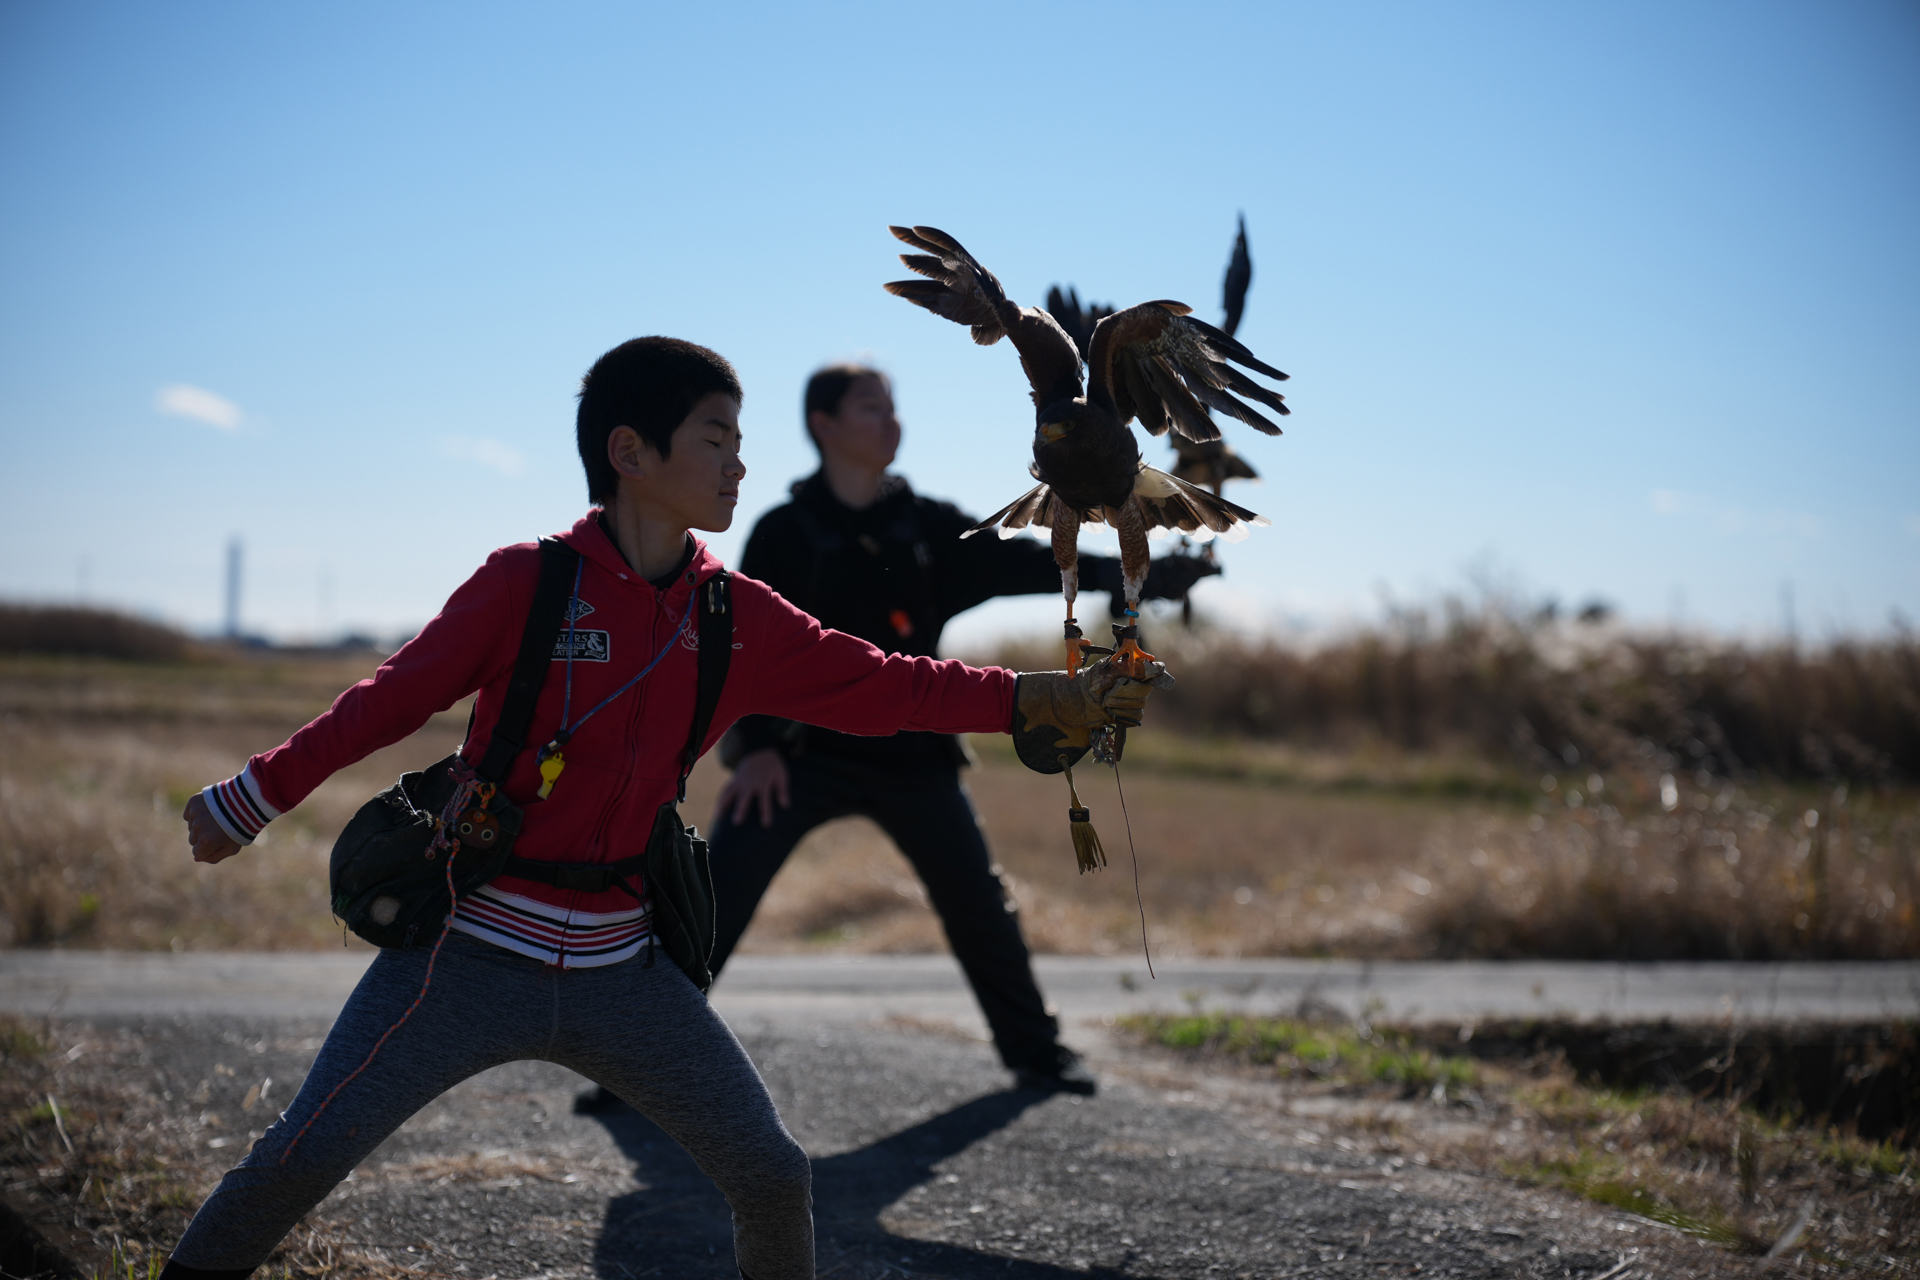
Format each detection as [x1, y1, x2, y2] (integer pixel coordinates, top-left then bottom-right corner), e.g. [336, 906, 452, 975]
[1038, 421, 1070, 443]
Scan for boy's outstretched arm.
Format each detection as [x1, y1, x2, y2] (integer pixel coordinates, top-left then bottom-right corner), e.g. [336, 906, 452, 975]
[738, 586, 1165, 748]
[183, 550, 525, 857]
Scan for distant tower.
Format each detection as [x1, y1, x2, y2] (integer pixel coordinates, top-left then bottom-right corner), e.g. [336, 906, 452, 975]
[225, 536, 242, 639]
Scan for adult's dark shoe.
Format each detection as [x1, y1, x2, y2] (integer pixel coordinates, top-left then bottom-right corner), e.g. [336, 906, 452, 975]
[1012, 1047, 1097, 1096]
[573, 1082, 631, 1115]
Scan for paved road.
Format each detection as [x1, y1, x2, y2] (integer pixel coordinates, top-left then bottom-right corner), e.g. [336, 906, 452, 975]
[5, 950, 1916, 1027]
[23, 1011, 1724, 1280]
[11, 951, 1877, 1278]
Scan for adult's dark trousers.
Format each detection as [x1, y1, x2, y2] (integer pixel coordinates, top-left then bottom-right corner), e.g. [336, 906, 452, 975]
[707, 756, 1061, 1072]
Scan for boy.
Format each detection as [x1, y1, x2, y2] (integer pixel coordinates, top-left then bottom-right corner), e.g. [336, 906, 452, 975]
[170, 338, 1163, 1280]
[705, 364, 1210, 1095]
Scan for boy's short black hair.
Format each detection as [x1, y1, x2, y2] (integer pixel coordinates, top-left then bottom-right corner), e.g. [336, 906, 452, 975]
[802, 363, 887, 451]
[577, 337, 743, 504]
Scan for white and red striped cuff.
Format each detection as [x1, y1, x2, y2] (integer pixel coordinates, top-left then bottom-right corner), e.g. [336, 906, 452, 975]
[200, 767, 280, 845]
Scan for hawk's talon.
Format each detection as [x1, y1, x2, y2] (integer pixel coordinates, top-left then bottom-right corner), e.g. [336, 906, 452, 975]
[1063, 620, 1091, 678]
[1113, 636, 1156, 681]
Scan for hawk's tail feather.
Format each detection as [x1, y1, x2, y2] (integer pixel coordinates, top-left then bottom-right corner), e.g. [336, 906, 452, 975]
[961, 484, 1113, 540]
[961, 484, 1050, 539]
[1132, 468, 1269, 544]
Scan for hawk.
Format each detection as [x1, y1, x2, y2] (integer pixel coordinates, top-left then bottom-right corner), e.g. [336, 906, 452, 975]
[884, 225, 1288, 676]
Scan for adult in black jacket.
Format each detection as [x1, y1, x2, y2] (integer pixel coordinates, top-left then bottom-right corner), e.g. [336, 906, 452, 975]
[710, 364, 1210, 1093]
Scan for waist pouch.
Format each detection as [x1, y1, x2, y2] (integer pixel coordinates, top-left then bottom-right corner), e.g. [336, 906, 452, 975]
[329, 752, 521, 950]
[642, 801, 716, 991]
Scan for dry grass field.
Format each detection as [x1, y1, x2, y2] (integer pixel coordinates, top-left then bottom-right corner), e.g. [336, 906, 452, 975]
[1118, 1011, 1917, 1270]
[2, 650, 1915, 961]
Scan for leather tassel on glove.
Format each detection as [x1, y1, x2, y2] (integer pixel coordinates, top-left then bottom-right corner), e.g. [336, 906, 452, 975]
[1062, 759, 1107, 874]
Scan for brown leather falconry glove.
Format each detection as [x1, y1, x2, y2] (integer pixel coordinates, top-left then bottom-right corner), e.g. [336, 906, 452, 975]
[1010, 658, 1175, 774]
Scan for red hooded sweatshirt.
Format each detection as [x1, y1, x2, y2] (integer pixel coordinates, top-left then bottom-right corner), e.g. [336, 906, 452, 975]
[203, 513, 1015, 958]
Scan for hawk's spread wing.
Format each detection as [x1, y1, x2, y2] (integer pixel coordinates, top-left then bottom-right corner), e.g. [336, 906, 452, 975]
[883, 226, 1084, 412]
[1044, 284, 1113, 363]
[1222, 214, 1252, 339]
[1088, 302, 1289, 443]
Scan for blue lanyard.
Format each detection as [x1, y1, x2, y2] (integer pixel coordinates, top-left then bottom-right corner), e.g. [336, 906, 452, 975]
[537, 558, 696, 773]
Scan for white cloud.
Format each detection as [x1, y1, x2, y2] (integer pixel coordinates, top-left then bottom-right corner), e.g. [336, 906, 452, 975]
[1647, 489, 1690, 514]
[156, 383, 243, 429]
[442, 436, 527, 477]
[1647, 489, 1820, 539]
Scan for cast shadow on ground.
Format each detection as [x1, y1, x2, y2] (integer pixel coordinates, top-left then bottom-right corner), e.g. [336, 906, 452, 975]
[587, 1088, 1150, 1279]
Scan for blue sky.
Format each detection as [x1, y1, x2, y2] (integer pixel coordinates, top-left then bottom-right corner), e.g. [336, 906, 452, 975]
[1, 1, 1915, 648]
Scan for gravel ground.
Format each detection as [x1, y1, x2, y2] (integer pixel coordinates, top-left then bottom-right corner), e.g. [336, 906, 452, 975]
[3, 1008, 1765, 1280]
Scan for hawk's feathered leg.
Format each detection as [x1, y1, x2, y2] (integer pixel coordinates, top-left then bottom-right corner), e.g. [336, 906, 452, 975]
[1107, 499, 1158, 680]
[1052, 507, 1092, 675]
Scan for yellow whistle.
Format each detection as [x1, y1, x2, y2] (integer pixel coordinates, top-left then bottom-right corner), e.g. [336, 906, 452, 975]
[537, 752, 565, 799]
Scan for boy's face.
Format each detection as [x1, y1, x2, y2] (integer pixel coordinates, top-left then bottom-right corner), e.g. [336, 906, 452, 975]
[812, 375, 900, 471]
[610, 392, 745, 533]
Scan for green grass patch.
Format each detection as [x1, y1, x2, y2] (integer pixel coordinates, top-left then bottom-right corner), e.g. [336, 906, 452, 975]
[1815, 1131, 1913, 1180]
[92, 1242, 165, 1280]
[0, 1019, 48, 1060]
[1120, 1012, 1480, 1095]
[1510, 1152, 1756, 1250]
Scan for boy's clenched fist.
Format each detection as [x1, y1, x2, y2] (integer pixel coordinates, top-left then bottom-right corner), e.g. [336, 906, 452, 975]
[183, 793, 243, 865]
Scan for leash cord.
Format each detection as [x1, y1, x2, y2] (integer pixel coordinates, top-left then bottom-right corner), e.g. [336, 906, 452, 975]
[1112, 760, 1154, 979]
[552, 580, 694, 750]
[558, 557, 584, 729]
[279, 849, 458, 1166]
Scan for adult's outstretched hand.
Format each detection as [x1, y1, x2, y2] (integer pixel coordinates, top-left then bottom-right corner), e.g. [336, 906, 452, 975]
[715, 747, 793, 829]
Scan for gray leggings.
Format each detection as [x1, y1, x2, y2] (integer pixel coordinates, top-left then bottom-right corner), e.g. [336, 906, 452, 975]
[170, 931, 813, 1279]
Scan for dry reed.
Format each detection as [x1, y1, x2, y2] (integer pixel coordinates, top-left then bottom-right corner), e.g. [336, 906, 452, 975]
[1, 604, 194, 662]
[987, 602, 1920, 782]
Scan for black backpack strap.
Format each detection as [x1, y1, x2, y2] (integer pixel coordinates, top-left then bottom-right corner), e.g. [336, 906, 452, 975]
[677, 570, 734, 802]
[476, 537, 579, 784]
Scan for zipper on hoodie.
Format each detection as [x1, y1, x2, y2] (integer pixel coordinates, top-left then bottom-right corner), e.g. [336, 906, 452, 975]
[560, 556, 691, 959]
